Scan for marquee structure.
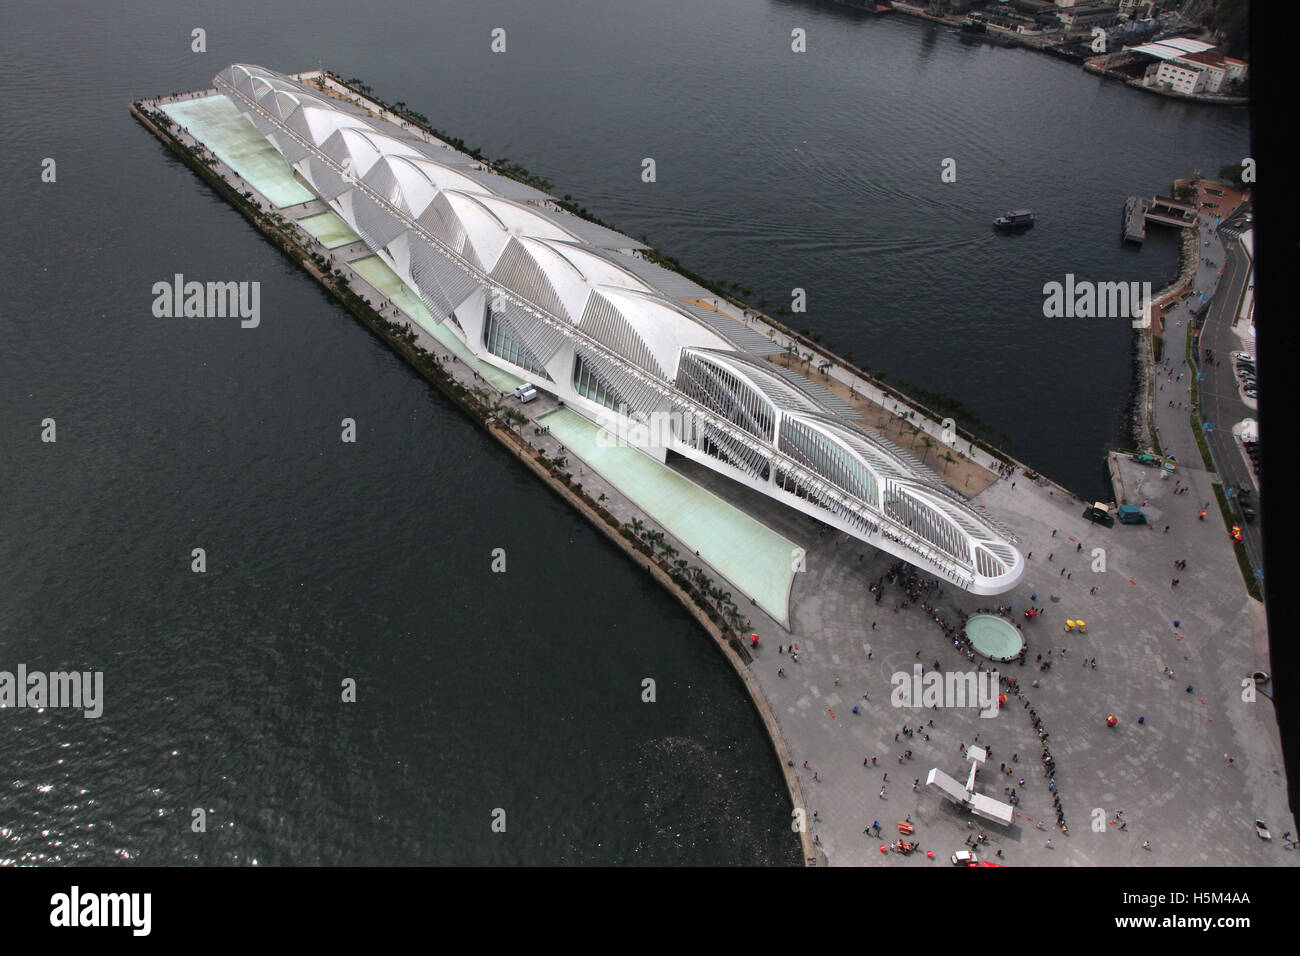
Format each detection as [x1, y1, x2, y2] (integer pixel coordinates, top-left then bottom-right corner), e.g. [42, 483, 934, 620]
[215, 64, 1024, 594]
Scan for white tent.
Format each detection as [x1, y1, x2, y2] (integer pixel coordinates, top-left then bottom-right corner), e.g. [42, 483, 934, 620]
[926, 768, 970, 807]
[969, 792, 1016, 826]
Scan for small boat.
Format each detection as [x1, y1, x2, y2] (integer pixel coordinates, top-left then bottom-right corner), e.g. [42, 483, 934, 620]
[994, 209, 1035, 230]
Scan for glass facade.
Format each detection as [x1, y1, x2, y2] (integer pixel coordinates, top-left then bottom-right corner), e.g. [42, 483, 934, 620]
[573, 354, 626, 411]
[484, 306, 549, 378]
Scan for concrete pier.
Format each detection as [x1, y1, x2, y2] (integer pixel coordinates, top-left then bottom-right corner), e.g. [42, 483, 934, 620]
[138, 81, 1290, 869]
[1125, 194, 1199, 244]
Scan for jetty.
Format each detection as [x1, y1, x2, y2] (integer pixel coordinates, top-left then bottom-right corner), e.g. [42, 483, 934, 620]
[134, 70, 1289, 870]
[1123, 194, 1198, 243]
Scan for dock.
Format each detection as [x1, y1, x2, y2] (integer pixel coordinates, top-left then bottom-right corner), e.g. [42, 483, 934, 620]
[1123, 194, 1198, 243]
[139, 74, 1291, 870]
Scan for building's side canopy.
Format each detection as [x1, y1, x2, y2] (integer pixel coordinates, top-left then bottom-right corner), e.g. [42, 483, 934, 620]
[671, 350, 1020, 589]
[213, 64, 1024, 594]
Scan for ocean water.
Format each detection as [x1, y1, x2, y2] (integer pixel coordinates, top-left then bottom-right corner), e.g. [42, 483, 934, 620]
[0, 0, 1248, 864]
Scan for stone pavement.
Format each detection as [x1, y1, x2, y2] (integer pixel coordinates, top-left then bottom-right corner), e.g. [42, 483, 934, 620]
[739, 460, 1294, 867]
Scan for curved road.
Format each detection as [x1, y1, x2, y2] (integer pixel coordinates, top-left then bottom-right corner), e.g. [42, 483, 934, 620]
[1195, 207, 1262, 577]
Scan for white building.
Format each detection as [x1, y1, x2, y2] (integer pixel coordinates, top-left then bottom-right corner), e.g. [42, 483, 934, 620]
[1129, 37, 1249, 95]
[213, 64, 1027, 595]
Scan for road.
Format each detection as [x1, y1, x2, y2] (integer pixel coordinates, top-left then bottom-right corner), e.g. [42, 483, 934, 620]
[1194, 206, 1262, 575]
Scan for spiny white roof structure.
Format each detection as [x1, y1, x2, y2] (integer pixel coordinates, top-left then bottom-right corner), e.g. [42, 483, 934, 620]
[215, 64, 1025, 594]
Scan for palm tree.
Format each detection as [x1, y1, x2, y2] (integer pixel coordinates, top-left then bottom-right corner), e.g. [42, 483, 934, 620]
[919, 434, 935, 465]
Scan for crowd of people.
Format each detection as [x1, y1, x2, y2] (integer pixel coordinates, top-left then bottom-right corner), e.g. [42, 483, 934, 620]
[872, 562, 1067, 846]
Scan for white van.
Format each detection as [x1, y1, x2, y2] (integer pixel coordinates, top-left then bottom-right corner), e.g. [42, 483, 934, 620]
[514, 384, 538, 403]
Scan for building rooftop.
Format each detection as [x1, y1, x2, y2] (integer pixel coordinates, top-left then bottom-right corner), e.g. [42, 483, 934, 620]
[212, 62, 1027, 594]
[1127, 36, 1216, 60]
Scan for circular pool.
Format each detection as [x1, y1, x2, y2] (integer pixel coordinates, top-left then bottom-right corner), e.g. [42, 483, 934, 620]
[965, 614, 1025, 661]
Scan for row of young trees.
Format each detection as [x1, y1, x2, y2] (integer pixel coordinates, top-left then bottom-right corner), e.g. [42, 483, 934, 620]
[622, 517, 752, 640]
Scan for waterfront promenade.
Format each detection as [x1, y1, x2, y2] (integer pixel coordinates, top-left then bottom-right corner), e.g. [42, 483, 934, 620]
[755, 458, 1286, 866]
[141, 85, 1290, 868]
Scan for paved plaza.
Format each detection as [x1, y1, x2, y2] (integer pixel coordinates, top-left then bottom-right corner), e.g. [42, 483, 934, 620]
[727, 459, 1290, 867]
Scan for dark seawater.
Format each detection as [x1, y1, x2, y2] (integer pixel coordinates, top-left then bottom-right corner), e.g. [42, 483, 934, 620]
[0, 0, 1247, 864]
